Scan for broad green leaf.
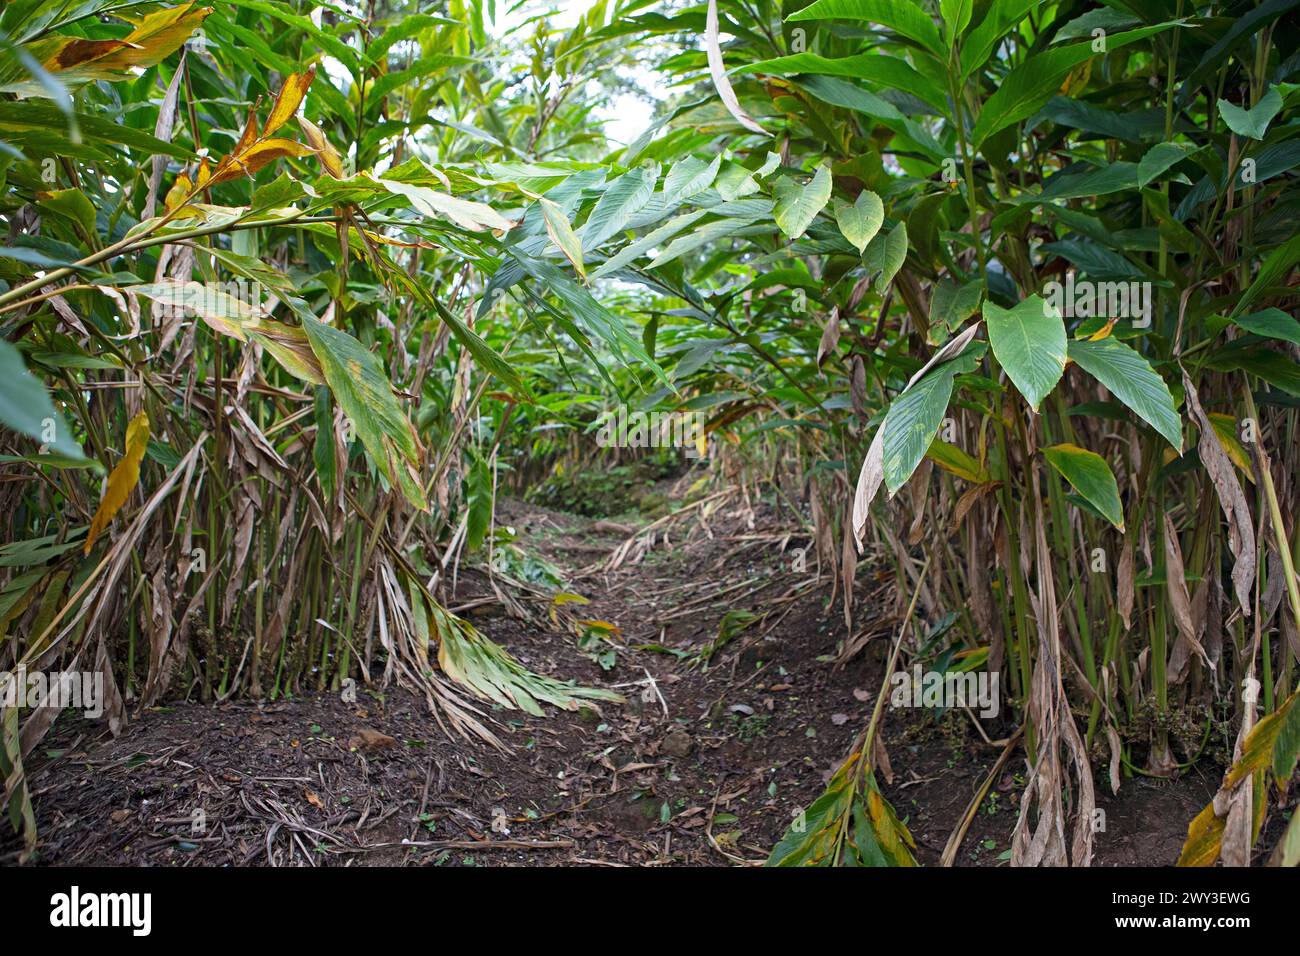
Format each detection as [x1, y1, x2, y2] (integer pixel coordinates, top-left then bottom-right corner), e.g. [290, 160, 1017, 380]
[940, 0, 973, 43]
[662, 154, 721, 203]
[774, 164, 832, 239]
[0, 340, 86, 461]
[960, 0, 1039, 77]
[302, 314, 427, 511]
[1218, 86, 1283, 140]
[1043, 443, 1124, 530]
[1067, 337, 1182, 451]
[928, 278, 983, 343]
[833, 190, 883, 253]
[984, 295, 1066, 411]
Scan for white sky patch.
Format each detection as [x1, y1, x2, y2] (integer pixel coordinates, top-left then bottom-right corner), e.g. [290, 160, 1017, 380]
[490, 0, 669, 146]
[309, 1, 670, 149]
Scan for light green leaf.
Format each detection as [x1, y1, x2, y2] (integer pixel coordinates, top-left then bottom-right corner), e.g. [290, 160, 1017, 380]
[580, 166, 656, 248]
[1218, 86, 1283, 140]
[833, 190, 884, 253]
[774, 164, 832, 239]
[540, 198, 586, 279]
[984, 295, 1066, 411]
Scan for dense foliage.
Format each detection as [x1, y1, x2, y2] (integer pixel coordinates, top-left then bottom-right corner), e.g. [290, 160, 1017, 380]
[1, 0, 1298, 867]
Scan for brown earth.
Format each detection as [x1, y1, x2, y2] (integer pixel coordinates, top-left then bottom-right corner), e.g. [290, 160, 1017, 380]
[2, 491, 1277, 867]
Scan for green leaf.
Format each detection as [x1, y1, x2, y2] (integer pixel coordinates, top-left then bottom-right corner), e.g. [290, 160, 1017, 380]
[774, 164, 832, 240]
[940, 0, 973, 43]
[787, 0, 946, 58]
[882, 358, 962, 492]
[662, 154, 721, 203]
[984, 295, 1065, 411]
[311, 386, 336, 500]
[1230, 234, 1300, 318]
[1218, 86, 1283, 140]
[742, 53, 948, 113]
[0, 340, 86, 461]
[540, 198, 586, 279]
[1043, 443, 1124, 530]
[863, 221, 908, 289]
[960, 0, 1038, 77]
[580, 166, 656, 248]
[1067, 337, 1182, 451]
[970, 24, 1178, 147]
[928, 278, 983, 344]
[301, 314, 427, 511]
[1137, 142, 1197, 188]
[1232, 308, 1300, 346]
[833, 190, 884, 253]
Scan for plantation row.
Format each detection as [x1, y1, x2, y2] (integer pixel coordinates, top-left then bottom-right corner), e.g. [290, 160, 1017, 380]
[0, 0, 1298, 866]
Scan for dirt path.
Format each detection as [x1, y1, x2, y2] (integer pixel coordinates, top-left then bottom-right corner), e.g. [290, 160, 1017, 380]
[4, 494, 1229, 866]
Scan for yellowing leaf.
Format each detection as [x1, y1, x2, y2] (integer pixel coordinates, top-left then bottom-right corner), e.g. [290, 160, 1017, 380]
[248, 321, 325, 385]
[540, 198, 586, 279]
[36, 4, 211, 85]
[264, 67, 315, 136]
[1208, 413, 1254, 482]
[298, 116, 344, 178]
[133, 279, 261, 340]
[211, 138, 313, 184]
[84, 412, 150, 554]
[163, 174, 193, 214]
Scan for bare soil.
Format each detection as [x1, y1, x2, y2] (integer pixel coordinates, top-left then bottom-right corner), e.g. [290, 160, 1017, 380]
[3, 490, 1270, 867]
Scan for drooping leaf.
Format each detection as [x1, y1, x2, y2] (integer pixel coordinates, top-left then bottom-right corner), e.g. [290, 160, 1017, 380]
[539, 198, 586, 279]
[84, 411, 149, 553]
[301, 313, 427, 511]
[1067, 337, 1183, 450]
[1043, 443, 1124, 530]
